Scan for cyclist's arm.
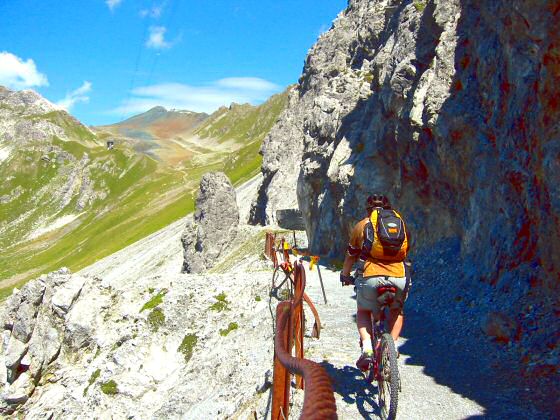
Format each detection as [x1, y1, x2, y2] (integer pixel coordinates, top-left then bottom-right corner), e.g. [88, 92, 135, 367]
[342, 244, 361, 276]
[342, 253, 358, 277]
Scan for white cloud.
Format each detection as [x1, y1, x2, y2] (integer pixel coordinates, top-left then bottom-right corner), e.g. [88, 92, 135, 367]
[140, 4, 163, 18]
[0, 52, 48, 90]
[146, 26, 171, 49]
[106, 0, 123, 12]
[56, 81, 92, 111]
[215, 77, 280, 91]
[111, 77, 282, 115]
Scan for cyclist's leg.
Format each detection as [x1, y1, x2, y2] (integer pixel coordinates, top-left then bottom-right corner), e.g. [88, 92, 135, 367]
[357, 307, 373, 345]
[356, 276, 383, 346]
[388, 309, 404, 342]
[387, 276, 409, 342]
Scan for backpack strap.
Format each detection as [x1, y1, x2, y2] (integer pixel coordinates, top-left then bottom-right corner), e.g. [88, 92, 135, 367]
[359, 209, 377, 261]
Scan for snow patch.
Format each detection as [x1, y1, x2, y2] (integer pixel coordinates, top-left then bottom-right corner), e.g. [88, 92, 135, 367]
[0, 145, 11, 163]
[28, 214, 82, 240]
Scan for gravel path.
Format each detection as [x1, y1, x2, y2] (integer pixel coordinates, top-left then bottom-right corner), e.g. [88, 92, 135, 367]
[287, 260, 483, 419]
[284, 256, 542, 420]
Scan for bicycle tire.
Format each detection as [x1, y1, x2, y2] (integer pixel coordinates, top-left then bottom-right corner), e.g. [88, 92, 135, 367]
[378, 333, 399, 420]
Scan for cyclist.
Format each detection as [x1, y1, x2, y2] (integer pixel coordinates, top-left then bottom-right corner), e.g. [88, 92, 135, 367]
[340, 194, 411, 370]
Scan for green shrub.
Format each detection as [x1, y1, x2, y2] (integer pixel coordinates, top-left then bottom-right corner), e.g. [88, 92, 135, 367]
[178, 334, 198, 363]
[363, 72, 374, 83]
[83, 368, 101, 396]
[209, 292, 230, 312]
[148, 308, 165, 331]
[279, 289, 291, 301]
[219, 322, 239, 336]
[414, 1, 426, 12]
[140, 290, 166, 312]
[329, 259, 344, 270]
[100, 379, 118, 395]
[255, 295, 262, 302]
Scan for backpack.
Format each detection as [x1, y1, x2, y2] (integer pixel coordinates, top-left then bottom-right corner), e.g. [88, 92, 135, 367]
[360, 208, 408, 262]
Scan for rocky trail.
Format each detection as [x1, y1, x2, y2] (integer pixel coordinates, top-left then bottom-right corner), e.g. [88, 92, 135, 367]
[276, 254, 540, 420]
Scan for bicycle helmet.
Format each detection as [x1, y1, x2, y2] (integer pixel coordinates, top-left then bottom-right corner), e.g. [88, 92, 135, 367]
[366, 194, 390, 210]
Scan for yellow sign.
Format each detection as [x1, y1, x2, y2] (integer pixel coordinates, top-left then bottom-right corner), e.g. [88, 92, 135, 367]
[310, 256, 320, 271]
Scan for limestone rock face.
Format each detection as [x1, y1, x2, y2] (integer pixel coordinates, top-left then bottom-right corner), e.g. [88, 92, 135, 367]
[181, 172, 239, 273]
[252, 0, 559, 407]
[249, 88, 302, 225]
[0, 269, 73, 413]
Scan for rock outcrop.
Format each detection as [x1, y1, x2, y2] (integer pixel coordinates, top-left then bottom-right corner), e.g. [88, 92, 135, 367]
[0, 269, 74, 412]
[0, 220, 274, 418]
[182, 172, 240, 273]
[251, 0, 559, 410]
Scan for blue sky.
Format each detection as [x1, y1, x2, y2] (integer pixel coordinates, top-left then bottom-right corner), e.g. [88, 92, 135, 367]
[0, 0, 347, 125]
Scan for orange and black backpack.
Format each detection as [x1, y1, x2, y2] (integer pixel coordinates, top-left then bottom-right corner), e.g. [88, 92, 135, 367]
[360, 208, 408, 262]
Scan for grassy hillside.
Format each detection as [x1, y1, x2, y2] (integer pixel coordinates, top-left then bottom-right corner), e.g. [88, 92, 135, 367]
[0, 137, 190, 297]
[0, 88, 290, 299]
[194, 90, 290, 184]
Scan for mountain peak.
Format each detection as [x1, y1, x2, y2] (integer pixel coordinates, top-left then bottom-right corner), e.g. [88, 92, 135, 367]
[0, 85, 58, 115]
[147, 105, 168, 113]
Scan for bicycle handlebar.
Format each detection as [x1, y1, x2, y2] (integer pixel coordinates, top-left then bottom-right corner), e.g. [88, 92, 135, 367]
[340, 273, 355, 286]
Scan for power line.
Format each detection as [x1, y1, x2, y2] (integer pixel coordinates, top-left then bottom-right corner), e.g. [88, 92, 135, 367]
[145, 0, 179, 89]
[118, 5, 151, 123]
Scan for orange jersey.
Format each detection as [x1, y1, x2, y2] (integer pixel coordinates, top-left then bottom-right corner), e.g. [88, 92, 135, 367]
[348, 216, 406, 277]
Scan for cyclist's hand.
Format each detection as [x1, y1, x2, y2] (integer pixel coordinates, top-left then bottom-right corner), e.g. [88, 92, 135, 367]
[340, 273, 353, 286]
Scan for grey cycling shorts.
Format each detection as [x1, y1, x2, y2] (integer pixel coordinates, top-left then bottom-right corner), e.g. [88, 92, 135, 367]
[356, 275, 408, 315]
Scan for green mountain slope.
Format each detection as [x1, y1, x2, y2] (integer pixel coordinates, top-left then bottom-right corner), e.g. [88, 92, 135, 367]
[0, 89, 195, 295]
[193, 90, 290, 184]
[0, 86, 290, 298]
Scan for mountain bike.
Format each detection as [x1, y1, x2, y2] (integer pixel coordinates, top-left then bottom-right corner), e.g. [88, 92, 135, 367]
[347, 276, 400, 420]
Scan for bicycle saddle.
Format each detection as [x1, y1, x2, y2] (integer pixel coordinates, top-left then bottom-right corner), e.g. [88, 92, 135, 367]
[376, 286, 397, 305]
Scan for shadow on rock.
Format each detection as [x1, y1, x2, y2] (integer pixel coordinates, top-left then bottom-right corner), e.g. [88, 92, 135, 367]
[319, 361, 380, 419]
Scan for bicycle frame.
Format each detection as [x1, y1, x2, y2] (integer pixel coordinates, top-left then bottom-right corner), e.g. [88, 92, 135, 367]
[371, 307, 387, 382]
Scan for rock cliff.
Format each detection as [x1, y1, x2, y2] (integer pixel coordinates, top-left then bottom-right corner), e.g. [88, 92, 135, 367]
[251, 0, 559, 410]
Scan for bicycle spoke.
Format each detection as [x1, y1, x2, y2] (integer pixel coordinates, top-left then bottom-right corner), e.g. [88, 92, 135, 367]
[376, 333, 399, 420]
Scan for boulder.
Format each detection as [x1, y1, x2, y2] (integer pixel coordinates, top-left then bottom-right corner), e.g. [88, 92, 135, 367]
[11, 302, 38, 343]
[51, 275, 86, 317]
[181, 172, 239, 273]
[64, 295, 95, 350]
[28, 315, 61, 379]
[3, 371, 34, 405]
[4, 336, 27, 372]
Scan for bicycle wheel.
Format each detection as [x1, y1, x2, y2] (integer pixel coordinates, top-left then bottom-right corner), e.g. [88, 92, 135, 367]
[377, 333, 399, 420]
